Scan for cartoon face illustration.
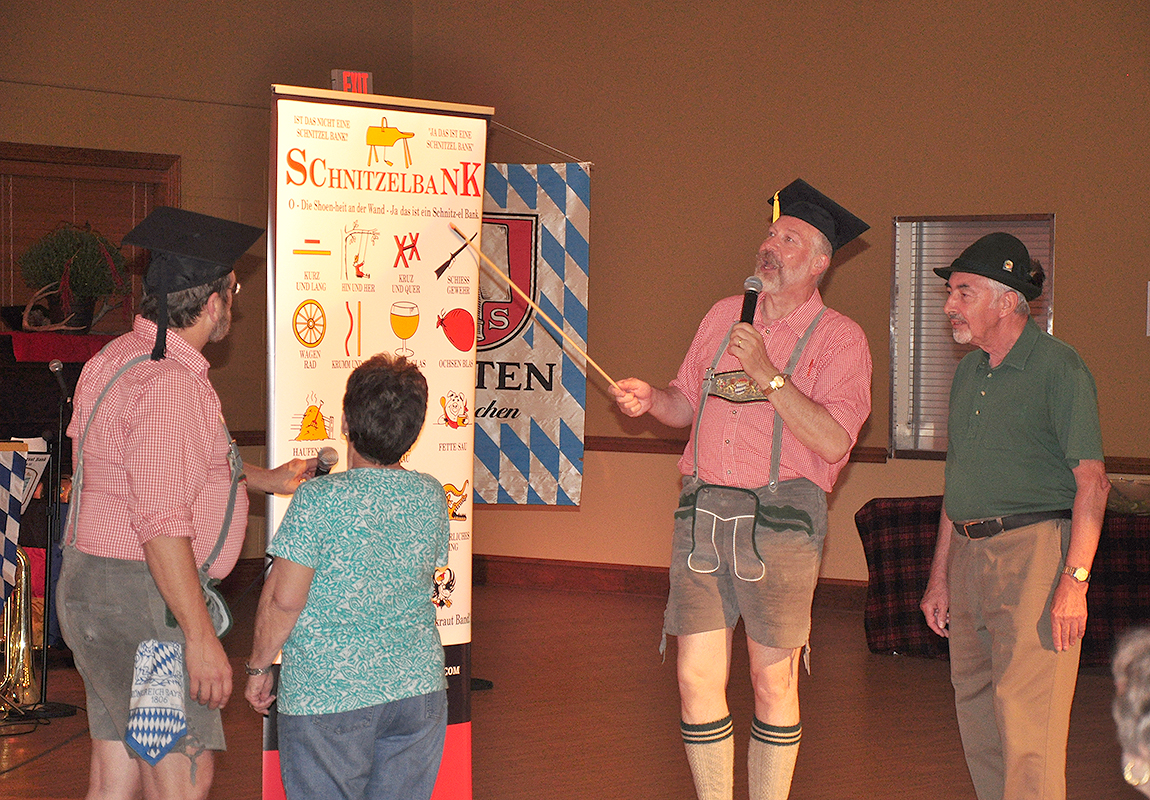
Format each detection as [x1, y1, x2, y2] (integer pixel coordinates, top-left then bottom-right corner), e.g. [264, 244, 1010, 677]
[440, 391, 470, 429]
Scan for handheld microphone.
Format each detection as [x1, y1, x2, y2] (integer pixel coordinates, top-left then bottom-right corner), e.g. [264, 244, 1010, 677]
[314, 447, 339, 476]
[48, 359, 72, 402]
[740, 276, 763, 324]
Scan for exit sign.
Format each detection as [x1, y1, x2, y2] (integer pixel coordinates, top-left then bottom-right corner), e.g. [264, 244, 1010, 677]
[331, 70, 373, 94]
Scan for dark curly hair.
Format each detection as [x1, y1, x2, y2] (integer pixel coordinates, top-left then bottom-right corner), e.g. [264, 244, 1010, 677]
[343, 353, 429, 465]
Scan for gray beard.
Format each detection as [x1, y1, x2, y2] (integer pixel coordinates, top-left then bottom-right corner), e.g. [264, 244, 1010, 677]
[209, 313, 231, 343]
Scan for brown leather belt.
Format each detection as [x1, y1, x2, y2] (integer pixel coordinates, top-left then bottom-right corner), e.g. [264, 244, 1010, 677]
[953, 509, 1072, 540]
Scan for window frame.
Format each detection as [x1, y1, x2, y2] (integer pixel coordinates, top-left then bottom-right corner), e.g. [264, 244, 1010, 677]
[889, 214, 1056, 458]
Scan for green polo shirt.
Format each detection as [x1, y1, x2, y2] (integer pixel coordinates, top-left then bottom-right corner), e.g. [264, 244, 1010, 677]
[943, 319, 1104, 522]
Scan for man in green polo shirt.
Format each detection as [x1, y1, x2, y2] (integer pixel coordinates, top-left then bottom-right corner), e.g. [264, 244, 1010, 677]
[919, 232, 1110, 800]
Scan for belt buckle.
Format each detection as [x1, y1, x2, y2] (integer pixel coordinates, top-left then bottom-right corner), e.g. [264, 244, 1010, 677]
[960, 519, 1003, 539]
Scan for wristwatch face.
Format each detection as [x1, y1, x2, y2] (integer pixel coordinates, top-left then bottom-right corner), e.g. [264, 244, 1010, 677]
[1066, 566, 1090, 582]
[769, 374, 786, 391]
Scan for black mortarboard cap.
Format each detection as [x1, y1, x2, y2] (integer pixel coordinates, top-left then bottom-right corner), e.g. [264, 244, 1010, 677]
[123, 207, 263, 359]
[771, 178, 869, 253]
[933, 232, 1043, 301]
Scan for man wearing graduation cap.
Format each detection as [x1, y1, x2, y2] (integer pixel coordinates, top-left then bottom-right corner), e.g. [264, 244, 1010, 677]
[920, 233, 1108, 800]
[611, 179, 872, 800]
[57, 207, 312, 800]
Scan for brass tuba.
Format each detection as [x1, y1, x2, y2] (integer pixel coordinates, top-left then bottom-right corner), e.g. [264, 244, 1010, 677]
[1, 545, 39, 707]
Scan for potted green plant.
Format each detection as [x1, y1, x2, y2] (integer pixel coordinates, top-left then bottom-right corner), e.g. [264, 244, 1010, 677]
[17, 222, 130, 332]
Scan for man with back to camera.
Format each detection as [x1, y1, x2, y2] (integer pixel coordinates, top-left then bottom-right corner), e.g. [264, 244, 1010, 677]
[610, 179, 872, 800]
[919, 232, 1109, 800]
[56, 207, 312, 800]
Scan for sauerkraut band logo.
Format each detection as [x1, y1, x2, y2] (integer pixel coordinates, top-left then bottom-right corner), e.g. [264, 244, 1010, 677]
[477, 214, 537, 351]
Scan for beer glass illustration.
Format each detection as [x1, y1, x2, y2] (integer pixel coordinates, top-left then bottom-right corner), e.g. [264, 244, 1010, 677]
[390, 301, 419, 356]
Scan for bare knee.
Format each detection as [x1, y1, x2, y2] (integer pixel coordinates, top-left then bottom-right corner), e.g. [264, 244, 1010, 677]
[748, 644, 801, 723]
[139, 746, 214, 800]
[678, 656, 726, 696]
[751, 663, 797, 706]
[88, 739, 142, 800]
[677, 630, 733, 723]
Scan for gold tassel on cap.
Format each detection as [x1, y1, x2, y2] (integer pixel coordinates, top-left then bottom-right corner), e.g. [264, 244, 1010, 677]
[772, 191, 781, 223]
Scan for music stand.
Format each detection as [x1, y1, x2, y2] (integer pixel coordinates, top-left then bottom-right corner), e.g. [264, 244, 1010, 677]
[2, 390, 78, 720]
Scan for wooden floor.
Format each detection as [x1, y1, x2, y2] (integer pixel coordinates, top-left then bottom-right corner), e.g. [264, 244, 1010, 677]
[0, 580, 1130, 799]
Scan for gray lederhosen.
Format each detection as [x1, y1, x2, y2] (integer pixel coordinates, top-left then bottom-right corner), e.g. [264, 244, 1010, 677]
[663, 309, 828, 653]
[57, 353, 241, 751]
[58, 551, 228, 750]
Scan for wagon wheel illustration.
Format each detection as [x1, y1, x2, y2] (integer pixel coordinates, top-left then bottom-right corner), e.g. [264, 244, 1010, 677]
[293, 299, 326, 347]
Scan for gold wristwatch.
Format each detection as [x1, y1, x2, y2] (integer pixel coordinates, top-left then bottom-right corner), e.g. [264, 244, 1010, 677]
[1061, 565, 1090, 583]
[766, 373, 787, 394]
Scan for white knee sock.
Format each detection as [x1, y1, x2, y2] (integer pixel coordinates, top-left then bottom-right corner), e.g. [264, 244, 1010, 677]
[748, 717, 801, 800]
[681, 716, 734, 800]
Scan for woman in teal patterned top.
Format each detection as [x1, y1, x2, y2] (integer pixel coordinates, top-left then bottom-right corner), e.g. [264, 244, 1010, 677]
[245, 353, 450, 800]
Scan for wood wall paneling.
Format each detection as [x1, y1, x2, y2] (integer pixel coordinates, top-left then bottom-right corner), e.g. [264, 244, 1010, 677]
[0, 142, 180, 323]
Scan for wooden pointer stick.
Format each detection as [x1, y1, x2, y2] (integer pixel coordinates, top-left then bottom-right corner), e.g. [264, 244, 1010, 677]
[449, 223, 620, 391]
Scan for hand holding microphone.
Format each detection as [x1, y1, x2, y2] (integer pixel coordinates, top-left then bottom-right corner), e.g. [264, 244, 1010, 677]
[729, 276, 779, 380]
[731, 275, 764, 355]
[314, 447, 339, 477]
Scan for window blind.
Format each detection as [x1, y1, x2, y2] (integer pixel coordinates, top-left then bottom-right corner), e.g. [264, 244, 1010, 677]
[890, 215, 1055, 456]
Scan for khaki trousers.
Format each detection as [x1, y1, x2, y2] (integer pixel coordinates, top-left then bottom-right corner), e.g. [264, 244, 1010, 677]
[947, 519, 1079, 800]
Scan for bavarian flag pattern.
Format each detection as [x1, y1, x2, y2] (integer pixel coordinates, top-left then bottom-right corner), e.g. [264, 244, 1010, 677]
[126, 639, 188, 765]
[476, 163, 590, 505]
[1, 446, 25, 603]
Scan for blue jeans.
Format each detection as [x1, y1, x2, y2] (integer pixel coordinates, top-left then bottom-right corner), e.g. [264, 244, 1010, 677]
[278, 690, 447, 800]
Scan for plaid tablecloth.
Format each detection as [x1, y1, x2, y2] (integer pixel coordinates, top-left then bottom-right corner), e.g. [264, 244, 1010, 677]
[855, 495, 1150, 667]
[855, 496, 949, 660]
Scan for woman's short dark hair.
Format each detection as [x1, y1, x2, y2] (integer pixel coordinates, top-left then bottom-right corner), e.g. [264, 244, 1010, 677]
[343, 353, 428, 465]
[138, 274, 231, 328]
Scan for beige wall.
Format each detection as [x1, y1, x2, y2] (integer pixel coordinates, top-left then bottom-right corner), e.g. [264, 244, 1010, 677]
[2, 1, 1146, 578]
[411, 0, 1148, 580]
[0, 1, 415, 428]
[411, 0, 1150, 457]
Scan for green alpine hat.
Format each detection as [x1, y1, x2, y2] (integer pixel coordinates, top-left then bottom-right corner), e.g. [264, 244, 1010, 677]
[934, 232, 1043, 301]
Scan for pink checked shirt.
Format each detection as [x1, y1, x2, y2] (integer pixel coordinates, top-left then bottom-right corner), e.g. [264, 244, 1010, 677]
[66, 317, 248, 579]
[670, 289, 872, 493]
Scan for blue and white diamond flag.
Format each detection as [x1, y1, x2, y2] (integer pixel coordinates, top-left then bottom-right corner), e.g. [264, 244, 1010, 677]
[1, 444, 27, 603]
[126, 639, 188, 765]
[474, 163, 590, 505]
